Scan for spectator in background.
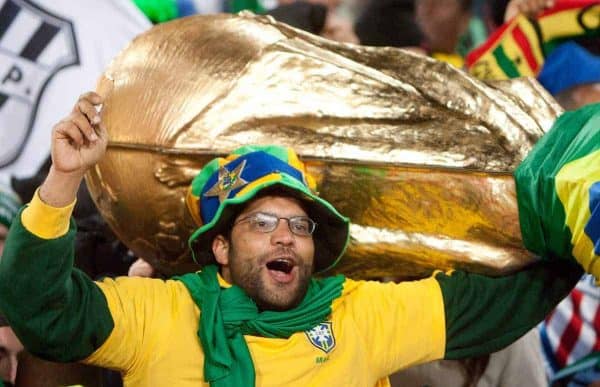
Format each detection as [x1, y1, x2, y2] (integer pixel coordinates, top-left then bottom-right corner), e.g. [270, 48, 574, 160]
[354, 0, 423, 49]
[487, 0, 511, 29]
[266, 0, 359, 43]
[537, 42, 600, 110]
[414, 0, 487, 67]
[266, 1, 328, 34]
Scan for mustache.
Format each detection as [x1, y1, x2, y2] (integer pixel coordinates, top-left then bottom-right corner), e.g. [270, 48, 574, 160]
[259, 247, 300, 263]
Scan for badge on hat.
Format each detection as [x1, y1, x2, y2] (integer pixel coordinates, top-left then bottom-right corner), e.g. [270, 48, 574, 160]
[203, 159, 248, 203]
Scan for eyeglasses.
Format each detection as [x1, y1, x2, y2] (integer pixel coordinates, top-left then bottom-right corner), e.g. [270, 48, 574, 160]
[233, 212, 317, 236]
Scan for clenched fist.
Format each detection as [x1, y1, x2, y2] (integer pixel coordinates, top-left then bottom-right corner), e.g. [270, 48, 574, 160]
[51, 91, 108, 176]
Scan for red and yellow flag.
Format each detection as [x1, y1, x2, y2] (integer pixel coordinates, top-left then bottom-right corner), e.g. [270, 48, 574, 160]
[466, 15, 543, 80]
[538, 0, 600, 51]
[466, 0, 600, 80]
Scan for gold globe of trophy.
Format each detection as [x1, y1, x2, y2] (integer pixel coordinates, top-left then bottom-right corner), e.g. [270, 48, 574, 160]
[86, 12, 563, 280]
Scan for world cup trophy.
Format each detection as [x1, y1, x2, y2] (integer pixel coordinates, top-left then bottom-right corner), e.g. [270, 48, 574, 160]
[86, 12, 564, 279]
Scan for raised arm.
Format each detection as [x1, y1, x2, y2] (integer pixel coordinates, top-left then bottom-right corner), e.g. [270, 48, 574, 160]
[0, 93, 114, 362]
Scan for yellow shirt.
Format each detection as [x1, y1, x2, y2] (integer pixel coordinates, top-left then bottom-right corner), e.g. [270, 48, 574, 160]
[84, 274, 445, 386]
[23, 190, 446, 386]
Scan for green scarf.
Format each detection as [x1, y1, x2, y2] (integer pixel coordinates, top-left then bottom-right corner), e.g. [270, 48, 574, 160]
[175, 265, 344, 386]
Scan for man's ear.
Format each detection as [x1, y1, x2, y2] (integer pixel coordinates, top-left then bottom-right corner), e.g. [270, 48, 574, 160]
[212, 235, 229, 266]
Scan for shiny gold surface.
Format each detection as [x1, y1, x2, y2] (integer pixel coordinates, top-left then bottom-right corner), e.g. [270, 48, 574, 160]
[87, 13, 563, 279]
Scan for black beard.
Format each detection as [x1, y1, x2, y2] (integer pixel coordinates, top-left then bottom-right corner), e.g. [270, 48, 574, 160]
[227, 244, 313, 311]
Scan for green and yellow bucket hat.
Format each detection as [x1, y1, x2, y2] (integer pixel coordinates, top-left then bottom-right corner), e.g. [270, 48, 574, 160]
[186, 145, 350, 272]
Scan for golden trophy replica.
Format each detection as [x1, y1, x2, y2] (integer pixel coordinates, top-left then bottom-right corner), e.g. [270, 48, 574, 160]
[86, 12, 563, 279]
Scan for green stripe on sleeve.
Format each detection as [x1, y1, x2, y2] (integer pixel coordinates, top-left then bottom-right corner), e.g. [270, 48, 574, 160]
[515, 103, 600, 262]
[438, 259, 581, 359]
[0, 208, 114, 362]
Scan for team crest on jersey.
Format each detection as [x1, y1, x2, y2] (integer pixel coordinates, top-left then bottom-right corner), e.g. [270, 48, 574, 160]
[0, 0, 79, 167]
[305, 322, 336, 353]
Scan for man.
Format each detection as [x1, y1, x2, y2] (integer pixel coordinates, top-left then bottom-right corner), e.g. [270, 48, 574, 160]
[267, 0, 358, 44]
[414, 0, 487, 67]
[0, 92, 593, 386]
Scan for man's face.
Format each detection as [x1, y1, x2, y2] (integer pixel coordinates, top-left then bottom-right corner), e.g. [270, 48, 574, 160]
[0, 326, 23, 384]
[213, 195, 315, 311]
[415, 0, 469, 53]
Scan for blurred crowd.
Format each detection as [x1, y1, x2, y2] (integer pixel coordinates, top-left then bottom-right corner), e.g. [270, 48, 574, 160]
[0, 0, 599, 386]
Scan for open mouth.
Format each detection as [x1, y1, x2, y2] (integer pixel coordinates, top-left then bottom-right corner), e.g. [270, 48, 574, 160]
[265, 257, 297, 284]
[266, 258, 295, 274]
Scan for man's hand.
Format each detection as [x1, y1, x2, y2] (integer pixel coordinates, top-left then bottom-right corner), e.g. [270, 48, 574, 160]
[51, 92, 107, 176]
[40, 92, 108, 207]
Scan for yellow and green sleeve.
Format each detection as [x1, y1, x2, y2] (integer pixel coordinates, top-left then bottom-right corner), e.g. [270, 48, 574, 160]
[0, 192, 114, 362]
[436, 259, 581, 359]
[344, 258, 581, 377]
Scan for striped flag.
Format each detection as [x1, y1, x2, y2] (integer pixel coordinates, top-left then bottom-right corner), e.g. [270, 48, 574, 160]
[540, 275, 600, 376]
[466, 15, 543, 80]
[538, 0, 600, 53]
[466, 0, 600, 80]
